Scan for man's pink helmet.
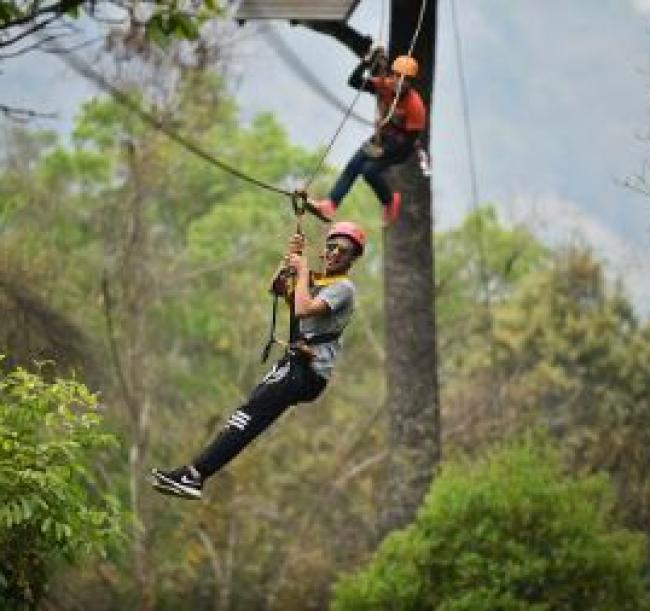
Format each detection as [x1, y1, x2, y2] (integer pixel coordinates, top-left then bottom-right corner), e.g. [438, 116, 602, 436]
[327, 221, 366, 256]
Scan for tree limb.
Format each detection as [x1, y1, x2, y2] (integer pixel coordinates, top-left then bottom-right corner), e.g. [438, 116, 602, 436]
[296, 20, 373, 58]
[0, 103, 57, 119]
[0, 0, 84, 31]
[0, 33, 59, 58]
[0, 13, 61, 48]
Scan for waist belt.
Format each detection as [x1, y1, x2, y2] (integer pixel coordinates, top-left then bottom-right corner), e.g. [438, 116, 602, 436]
[286, 332, 342, 362]
[300, 332, 342, 345]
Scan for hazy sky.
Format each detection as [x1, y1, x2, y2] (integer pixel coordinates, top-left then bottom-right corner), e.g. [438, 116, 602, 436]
[3, 1, 650, 310]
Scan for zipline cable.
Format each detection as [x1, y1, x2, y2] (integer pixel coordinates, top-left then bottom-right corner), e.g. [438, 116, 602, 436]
[408, 0, 428, 55]
[449, 0, 479, 214]
[45, 38, 295, 199]
[379, 0, 387, 47]
[449, 0, 490, 313]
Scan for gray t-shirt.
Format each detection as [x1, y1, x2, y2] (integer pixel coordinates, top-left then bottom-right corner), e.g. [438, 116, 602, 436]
[299, 279, 355, 380]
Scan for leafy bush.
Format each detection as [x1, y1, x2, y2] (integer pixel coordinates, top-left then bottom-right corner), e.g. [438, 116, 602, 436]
[0, 366, 125, 609]
[332, 440, 650, 611]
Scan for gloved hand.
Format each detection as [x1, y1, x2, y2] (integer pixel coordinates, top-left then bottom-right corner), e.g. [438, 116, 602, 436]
[364, 44, 387, 67]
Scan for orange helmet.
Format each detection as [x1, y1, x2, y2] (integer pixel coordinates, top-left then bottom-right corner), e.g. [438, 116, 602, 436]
[327, 221, 366, 256]
[391, 55, 418, 78]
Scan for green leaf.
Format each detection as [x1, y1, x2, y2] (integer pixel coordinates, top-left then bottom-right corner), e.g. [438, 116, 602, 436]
[173, 13, 200, 40]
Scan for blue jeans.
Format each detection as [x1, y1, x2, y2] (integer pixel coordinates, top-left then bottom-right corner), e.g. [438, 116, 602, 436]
[330, 138, 412, 207]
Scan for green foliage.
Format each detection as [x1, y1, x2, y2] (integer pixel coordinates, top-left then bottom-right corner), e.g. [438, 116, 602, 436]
[144, 1, 221, 47]
[486, 249, 650, 522]
[0, 365, 125, 609]
[332, 440, 650, 611]
[437, 206, 547, 347]
[0, 70, 385, 608]
[9, 51, 650, 609]
[0, 1, 221, 48]
[0, 0, 21, 23]
[436, 206, 548, 386]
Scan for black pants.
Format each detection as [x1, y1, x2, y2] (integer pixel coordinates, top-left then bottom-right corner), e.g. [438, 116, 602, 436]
[193, 355, 327, 479]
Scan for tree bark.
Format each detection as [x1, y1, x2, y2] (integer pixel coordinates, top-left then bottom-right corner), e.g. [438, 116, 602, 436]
[378, 0, 440, 536]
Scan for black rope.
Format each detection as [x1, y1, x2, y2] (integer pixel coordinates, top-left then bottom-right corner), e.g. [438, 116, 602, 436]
[48, 41, 295, 199]
[260, 291, 279, 363]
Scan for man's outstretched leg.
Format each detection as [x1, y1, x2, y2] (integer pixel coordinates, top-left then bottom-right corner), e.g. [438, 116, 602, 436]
[313, 147, 368, 220]
[151, 357, 326, 500]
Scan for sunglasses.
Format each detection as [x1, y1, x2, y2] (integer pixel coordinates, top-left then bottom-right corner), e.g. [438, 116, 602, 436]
[325, 240, 353, 254]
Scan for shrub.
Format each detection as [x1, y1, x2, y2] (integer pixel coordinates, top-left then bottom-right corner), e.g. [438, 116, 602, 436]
[0, 366, 125, 609]
[332, 440, 650, 611]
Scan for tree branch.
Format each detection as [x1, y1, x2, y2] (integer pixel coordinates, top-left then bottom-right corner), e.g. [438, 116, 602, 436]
[0, 13, 61, 48]
[296, 20, 373, 58]
[0, 103, 57, 120]
[0, 0, 84, 31]
[0, 33, 59, 58]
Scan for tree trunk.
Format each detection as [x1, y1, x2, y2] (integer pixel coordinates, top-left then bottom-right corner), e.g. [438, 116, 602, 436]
[117, 142, 155, 611]
[379, 0, 440, 535]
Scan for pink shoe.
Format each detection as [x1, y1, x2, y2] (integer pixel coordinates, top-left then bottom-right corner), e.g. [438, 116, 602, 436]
[311, 199, 337, 222]
[382, 192, 401, 226]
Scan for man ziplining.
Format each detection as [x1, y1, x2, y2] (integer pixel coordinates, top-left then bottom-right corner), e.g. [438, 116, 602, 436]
[151, 220, 366, 499]
[312, 47, 427, 226]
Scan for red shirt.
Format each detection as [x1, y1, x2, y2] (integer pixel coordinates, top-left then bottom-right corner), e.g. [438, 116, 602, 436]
[370, 76, 427, 132]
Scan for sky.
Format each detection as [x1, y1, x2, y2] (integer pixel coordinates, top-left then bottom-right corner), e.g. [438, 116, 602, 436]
[3, 1, 650, 311]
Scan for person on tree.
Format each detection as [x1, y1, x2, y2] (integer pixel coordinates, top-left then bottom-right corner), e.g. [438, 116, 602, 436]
[151, 221, 366, 499]
[313, 48, 426, 226]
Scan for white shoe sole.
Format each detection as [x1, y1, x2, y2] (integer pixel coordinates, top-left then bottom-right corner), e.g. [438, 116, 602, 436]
[150, 469, 202, 500]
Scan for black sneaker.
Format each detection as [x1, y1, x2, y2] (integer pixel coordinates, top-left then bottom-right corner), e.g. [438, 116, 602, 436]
[150, 466, 203, 500]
